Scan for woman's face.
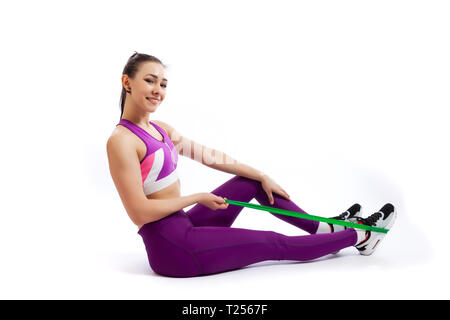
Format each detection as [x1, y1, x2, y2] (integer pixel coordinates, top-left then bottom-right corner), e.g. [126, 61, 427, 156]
[123, 61, 168, 112]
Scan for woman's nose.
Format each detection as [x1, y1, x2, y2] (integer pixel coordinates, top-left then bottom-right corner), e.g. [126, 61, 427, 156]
[152, 87, 161, 96]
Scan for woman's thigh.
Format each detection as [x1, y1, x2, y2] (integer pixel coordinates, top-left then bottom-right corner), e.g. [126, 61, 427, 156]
[138, 211, 201, 277]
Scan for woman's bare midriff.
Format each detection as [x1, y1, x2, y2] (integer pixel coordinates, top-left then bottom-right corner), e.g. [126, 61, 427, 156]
[137, 178, 182, 229]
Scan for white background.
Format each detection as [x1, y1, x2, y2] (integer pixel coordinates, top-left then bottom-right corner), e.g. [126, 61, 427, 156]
[0, 0, 449, 299]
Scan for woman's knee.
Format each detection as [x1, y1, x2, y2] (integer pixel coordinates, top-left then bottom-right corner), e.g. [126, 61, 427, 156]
[233, 175, 264, 194]
[211, 175, 262, 200]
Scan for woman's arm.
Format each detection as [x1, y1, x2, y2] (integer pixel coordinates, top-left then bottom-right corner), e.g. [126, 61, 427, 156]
[155, 120, 291, 204]
[136, 194, 203, 225]
[154, 120, 267, 181]
[201, 151, 266, 182]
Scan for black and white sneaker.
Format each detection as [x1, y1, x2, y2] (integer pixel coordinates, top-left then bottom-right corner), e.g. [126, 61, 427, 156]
[355, 203, 397, 256]
[328, 203, 363, 232]
[326, 204, 363, 254]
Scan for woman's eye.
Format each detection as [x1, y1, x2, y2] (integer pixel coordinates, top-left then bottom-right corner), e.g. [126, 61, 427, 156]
[145, 79, 167, 88]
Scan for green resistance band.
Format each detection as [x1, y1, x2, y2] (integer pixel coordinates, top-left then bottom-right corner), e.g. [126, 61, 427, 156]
[225, 199, 388, 234]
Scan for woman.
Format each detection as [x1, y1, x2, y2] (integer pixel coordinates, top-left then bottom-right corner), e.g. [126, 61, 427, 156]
[106, 52, 396, 277]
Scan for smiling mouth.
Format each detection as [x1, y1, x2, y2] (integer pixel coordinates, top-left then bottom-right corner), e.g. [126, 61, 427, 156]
[146, 97, 160, 104]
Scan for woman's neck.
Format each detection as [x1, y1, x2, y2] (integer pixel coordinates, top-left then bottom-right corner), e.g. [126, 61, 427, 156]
[121, 104, 151, 128]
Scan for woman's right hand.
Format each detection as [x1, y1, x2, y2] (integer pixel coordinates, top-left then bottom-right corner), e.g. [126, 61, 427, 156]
[198, 193, 229, 210]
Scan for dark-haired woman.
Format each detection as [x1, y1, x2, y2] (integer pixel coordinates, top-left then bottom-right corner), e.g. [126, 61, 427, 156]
[106, 52, 396, 277]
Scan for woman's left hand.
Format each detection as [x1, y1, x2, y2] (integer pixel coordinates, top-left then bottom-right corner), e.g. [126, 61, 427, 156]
[259, 174, 290, 205]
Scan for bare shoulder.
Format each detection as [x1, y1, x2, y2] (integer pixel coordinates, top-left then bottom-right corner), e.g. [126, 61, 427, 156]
[152, 119, 176, 137]
[108, 125, 134, 142]
[107, 126, 137, 153]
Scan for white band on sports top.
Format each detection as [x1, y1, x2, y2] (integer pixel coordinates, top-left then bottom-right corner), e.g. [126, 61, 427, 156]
[143, 169, 179, 195]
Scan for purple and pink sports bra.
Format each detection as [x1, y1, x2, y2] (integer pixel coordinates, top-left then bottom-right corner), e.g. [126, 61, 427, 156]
[117, 119, 179, 196]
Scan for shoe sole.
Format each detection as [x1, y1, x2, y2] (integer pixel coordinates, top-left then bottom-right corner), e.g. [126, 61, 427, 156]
[358, 208, 397, 256]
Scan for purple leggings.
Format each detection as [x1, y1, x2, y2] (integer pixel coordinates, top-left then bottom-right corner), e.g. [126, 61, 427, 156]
[138, 175, 357, 277]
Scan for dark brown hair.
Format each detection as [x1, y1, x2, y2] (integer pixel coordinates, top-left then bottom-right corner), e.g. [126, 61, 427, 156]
[120, 51, 166, 118]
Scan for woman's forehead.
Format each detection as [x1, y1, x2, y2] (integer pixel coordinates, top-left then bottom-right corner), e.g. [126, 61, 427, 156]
[139, 62, 166, 78]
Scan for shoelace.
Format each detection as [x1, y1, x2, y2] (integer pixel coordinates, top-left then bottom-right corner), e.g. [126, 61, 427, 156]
[357, 211, 382, 226]
[331, 211, 350, 220]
